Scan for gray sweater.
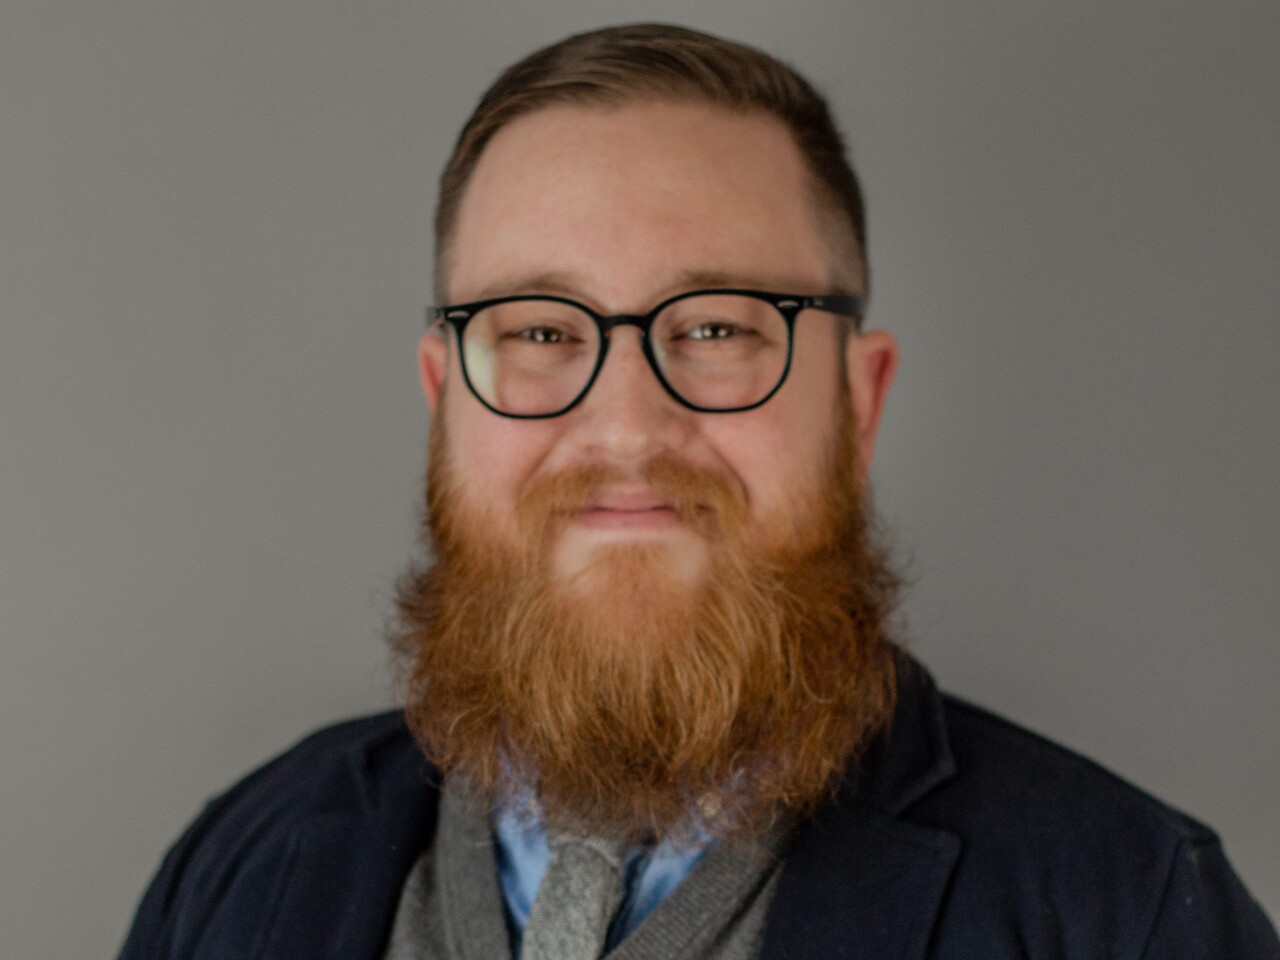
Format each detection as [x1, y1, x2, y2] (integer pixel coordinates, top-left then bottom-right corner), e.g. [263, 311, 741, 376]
[384, 779, 791, 960]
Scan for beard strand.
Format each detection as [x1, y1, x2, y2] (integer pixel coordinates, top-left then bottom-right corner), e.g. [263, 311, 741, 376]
[390, 408, 901, 846]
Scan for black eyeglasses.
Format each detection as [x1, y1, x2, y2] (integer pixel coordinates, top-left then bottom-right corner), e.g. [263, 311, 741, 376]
[427, 288, 863, 419]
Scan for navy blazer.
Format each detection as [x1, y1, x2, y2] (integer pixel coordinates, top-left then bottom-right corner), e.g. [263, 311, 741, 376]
[118, 659, 1279, 959]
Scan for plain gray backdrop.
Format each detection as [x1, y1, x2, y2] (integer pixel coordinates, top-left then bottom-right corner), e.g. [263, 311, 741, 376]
[1, 2, 1276, 956]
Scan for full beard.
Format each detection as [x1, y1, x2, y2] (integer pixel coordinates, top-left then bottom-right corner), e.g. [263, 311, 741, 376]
[390, 405, 901, 846]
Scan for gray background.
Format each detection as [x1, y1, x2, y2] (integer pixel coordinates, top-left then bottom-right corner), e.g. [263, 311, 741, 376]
[2, 2, 1276, 956]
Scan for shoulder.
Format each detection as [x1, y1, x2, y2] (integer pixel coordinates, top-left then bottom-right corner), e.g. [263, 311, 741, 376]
[923, 691, 1215, 912]
[118, 711, 434, 960]
[933, 693, 1214, 845]
[213, 710, 418, 810]
[193, 708, 430, 846]
[178, 710, 423, 846]
[912, 693, 1278, 957]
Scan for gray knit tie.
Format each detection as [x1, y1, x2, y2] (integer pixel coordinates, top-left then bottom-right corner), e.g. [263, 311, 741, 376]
[520, 832, 629, 960]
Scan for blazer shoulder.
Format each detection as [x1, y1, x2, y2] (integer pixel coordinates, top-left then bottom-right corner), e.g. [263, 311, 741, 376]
[118, 711, 432, 960]
[916, 695, 1280, 958]
[204, 710, 419, 822]
[936, 693, 1216, 843]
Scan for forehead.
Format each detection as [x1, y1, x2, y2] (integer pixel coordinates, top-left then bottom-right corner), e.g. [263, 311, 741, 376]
[447, 100, 835, 306]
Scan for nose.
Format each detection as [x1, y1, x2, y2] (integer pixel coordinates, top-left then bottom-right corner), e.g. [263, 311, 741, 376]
[567, 326, 692, 463]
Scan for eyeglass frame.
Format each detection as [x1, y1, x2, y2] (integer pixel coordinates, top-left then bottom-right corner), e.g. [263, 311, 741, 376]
[427, 287, 865, 419]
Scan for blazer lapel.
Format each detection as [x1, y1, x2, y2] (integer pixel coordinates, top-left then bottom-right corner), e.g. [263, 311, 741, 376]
[758, 806, 959, 960]
[759, 656, 961, 960]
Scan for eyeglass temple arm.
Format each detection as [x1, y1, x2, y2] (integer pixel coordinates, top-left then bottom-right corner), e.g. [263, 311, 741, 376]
[804, 294, 865, 330]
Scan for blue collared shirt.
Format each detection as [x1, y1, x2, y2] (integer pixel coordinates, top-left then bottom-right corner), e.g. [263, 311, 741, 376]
[491, 804, 717, 957]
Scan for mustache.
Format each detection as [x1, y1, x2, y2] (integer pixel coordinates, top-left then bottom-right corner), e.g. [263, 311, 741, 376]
[515, 458, 749, 542]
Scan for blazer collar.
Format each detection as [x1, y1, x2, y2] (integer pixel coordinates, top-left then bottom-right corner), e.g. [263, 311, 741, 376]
[757, 654, 961, 960]
[852, 653, 957, 815]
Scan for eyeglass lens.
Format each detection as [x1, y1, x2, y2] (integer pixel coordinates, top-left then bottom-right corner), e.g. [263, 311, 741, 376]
[459, 294, 790, 416]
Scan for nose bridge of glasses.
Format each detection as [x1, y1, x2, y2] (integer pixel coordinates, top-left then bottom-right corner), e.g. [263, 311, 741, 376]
[595, 313, 659, 381]
[597, 312, 655, 338]
[596, 311, 664, 373]
[585, 313, 691, 418]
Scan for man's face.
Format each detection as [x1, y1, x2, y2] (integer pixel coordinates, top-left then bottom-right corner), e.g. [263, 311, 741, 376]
[419, 100, 897, 586]
[404, 98, 901, 838]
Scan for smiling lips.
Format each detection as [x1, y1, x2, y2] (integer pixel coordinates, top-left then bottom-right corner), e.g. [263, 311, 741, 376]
[576, 488, 682, 529]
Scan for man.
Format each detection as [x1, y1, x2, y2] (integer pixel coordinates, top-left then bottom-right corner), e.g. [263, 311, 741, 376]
[119, 24, 1278, 960]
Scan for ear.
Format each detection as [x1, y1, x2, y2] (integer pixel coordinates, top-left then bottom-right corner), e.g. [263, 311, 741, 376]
[417, 330, 449, 415]
[844, 329, 898, 471]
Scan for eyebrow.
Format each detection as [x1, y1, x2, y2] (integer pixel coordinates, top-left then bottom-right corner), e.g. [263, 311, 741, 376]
[469, 268, 847, 306]
[472, 272, 584, 301]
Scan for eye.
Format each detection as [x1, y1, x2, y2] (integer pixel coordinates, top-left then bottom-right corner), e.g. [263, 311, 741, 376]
[684, 321, 750, 341]
[513, 325, 577, 344]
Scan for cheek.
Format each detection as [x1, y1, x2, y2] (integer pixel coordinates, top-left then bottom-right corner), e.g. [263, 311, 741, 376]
[703, 358, 844, 532]
[705, 414, 829, 525]
[445, 393, 559, 520]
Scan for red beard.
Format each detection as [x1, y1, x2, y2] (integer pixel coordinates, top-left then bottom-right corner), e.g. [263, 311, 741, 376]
[390, 405, 901, 845]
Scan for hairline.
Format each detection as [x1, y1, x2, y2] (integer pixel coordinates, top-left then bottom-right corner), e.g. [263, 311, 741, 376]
[432, 95, 866, 308]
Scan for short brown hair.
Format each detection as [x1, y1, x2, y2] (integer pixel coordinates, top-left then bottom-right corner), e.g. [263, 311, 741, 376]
[433, 23, 868, 303]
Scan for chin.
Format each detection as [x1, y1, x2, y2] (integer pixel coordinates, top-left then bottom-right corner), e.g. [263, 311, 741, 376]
[553, 529, 711, 596]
